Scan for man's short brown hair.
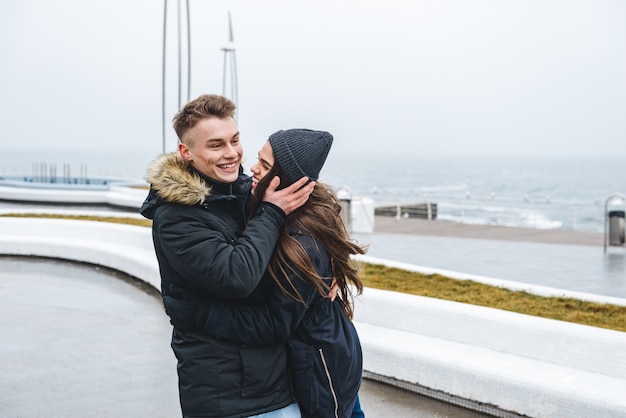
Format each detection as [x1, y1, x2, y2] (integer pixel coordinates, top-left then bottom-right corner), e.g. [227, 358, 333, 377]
[172, 94, 237, 143]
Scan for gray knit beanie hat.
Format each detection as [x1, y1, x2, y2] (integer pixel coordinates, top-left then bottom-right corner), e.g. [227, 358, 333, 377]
[268, 129, 333, 183]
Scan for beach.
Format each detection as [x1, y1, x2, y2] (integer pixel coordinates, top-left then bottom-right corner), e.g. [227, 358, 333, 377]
[372, 216, 604, 246]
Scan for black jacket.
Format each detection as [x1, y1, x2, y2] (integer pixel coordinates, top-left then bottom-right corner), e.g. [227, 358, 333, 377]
[140, 153, 294, 418]
[185, 232, 363, 418]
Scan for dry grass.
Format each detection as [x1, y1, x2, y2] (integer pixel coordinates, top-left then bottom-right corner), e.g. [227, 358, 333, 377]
[360, 263, 626, 333]
[3, 213, 624, 332]
[0, 213, 152, 227]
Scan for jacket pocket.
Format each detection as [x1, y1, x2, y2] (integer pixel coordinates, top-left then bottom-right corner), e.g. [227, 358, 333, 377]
[287, 340, 319, 416]
[239, 344, 288, 398]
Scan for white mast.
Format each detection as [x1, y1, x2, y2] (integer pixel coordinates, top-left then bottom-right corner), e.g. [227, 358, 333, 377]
[221, 12, 239, 116]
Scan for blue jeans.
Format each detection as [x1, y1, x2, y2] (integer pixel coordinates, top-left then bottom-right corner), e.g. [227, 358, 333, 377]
[249, 396, 363, 418]
[352, 394, 365, 418]
[249, 403, 301, 418]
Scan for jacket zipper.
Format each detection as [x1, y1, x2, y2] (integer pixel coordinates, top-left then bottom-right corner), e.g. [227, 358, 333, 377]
[318, 348, 339, 418]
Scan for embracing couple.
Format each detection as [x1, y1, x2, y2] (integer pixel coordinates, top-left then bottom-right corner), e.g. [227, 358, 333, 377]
[140, 94, 366, 418]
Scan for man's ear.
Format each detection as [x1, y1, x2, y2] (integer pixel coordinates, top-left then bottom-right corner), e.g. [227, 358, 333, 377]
[179, 142, 192, 161]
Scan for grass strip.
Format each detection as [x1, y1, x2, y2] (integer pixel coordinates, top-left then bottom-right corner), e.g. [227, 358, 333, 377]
[360, 263, 626, 332]
[1, 213, 152, 227]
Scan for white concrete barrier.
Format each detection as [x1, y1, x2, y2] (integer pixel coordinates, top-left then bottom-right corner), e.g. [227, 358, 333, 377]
[353, 288, 626, 417]
[1, 216, 625, 417]
[0, 218, 159, 291]
[0, 183, 147, 208]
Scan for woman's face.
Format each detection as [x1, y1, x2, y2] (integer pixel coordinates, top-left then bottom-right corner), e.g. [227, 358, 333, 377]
[249, 140, 274, 192]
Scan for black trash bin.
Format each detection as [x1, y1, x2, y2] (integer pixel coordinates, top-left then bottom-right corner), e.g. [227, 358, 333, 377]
[608, 210, 625, 246]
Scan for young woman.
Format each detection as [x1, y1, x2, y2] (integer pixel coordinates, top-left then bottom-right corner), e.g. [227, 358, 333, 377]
[141, 95, 314, 418]
[169, 129, 366, 418]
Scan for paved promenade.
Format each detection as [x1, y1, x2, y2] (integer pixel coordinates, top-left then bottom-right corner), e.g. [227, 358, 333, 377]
[355, 217, 626, 299]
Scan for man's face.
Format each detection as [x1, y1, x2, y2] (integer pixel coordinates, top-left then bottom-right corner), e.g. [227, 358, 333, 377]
[249, 140, 274, 193]
[179, 117, 242, 183]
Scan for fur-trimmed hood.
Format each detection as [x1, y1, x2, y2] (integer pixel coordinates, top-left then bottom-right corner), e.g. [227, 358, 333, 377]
[139, 152, 251, 220]
[145, 152, 210, 206]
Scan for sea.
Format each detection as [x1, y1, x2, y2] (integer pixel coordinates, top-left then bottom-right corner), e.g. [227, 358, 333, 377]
[2, 148, 626, 234]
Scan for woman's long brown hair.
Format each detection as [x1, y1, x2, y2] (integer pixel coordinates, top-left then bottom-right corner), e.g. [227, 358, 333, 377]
[253, 164, 366, 319]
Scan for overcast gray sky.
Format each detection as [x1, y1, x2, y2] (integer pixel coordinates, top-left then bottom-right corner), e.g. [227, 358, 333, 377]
[1, 0, 625, 161]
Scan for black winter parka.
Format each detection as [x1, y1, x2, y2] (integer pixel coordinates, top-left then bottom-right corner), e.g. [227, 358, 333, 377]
[140, 153, 294, 418]
[171, 231, 363, 418]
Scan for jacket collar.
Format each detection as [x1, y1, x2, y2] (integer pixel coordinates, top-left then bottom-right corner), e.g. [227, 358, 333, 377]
[145, 152, 212, 206]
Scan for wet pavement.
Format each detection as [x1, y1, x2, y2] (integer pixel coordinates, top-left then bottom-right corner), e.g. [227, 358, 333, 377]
[0, 256, 180, 417]
[355, 217, 626, 299]
[0, 256, 491, 417]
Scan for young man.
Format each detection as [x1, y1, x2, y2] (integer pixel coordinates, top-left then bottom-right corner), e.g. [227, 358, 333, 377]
[140, 94, 314, 417]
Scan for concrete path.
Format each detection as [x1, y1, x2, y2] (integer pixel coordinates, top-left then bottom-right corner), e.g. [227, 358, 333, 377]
[0, 255, 491, 418]
[356, 217, 626, 299]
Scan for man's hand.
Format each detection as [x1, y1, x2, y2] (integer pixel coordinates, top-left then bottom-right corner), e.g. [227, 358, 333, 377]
[163, 295, 208, 331]
[263, 176, 315, 215]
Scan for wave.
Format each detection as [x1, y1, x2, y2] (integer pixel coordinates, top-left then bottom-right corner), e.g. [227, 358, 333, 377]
[437, 211, 563, 230]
